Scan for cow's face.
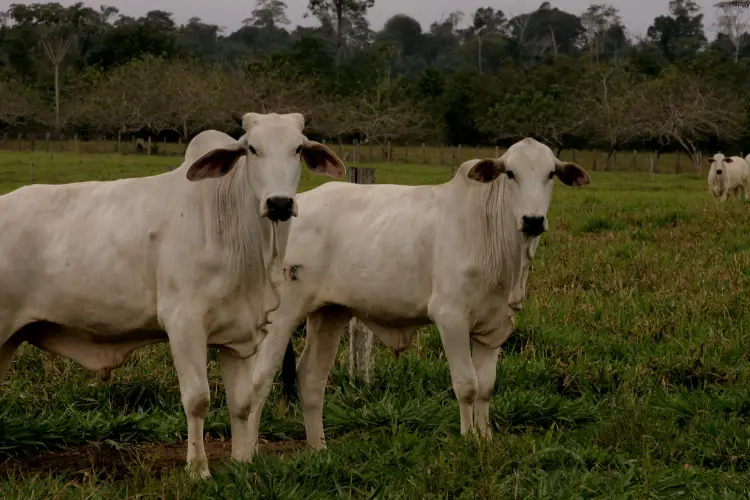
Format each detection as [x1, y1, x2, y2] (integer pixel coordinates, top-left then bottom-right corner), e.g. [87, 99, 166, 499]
[185, 112, 346, 223]
[466, 138, 590, 238]
[708, 153, 732, 179]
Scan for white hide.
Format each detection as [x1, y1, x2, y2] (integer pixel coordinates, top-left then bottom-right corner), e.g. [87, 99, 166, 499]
[708, 152, 750, 202]
[0, 112, 346, 478]
[242, 137, 590, 454]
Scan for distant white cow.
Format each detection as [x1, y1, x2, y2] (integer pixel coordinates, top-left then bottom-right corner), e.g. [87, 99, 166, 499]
[0, 112, 346, 478]
[708, 153, 749, 202]
[239, 138, 590, 456]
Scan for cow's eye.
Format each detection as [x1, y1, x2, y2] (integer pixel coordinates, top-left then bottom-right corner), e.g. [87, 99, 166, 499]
[295, 145, 303, 155]
[506, 171, 516, 180]
[548, 171, 555, 180]
[248, 146, 258, 155]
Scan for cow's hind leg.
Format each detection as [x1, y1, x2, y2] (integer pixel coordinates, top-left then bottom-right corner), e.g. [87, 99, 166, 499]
[164, 317, 211, 479]
[242, 297, 310, 460]
[429, 300, 476, 435]
[218, 349, 257, 462]
[297, 306, 350, 450]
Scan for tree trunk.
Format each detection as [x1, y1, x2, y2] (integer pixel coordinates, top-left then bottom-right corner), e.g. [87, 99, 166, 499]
[335, 6, 344, 69]
[54, 63, 61, 132]
[478, 36, 483, 75]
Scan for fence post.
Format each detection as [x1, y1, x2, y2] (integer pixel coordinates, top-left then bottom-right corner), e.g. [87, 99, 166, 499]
[147, 136, 152, 156]
[117, 132, 122, 154]
[59, 134, 65, 152]
[387, 140, 392, 162]
[613, 149, 618, 170]
[2, 133, 7, 147]
[29, 162, 34, 184]
[30, 134, 36, 152]
[368, 138, 373, 162]
[440, 144, 444, 165]
[633, 150, 637, 170]
[346, 166, 377, 385]
[676, 149, 681, 174]
[17, 133, 22, 151]
[450, 152, 456, 177]
[422, 143, 426, 164]
[404, 142, 408, 163]
[457, 144, 462, 163]
[353, 139, 359, 164]
[495, 146, 500, 158]
[45, 132, 51, 153]
[337, 137, 343, 159]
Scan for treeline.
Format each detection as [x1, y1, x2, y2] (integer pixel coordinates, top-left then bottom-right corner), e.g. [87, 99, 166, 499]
[1, 0, 750, 163]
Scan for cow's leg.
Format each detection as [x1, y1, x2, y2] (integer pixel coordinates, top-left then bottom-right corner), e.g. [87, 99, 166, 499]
[218, 348, 257, 462]
[471, 340, 501, 439]
[165, 321, 211, 479]
[243, 302, 309, 459]
[429, 301, 476, 435]
[297, 306, 350, 450]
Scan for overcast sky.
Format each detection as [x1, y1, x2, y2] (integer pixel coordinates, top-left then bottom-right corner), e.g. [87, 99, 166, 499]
[5, 0, 722, 40]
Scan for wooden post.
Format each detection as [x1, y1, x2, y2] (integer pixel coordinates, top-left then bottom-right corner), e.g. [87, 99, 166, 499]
[74, 134, 79, 153]
[457, 144, 462, 163]
[633, 150, 637, 170]
[422, 143, 426, 164]
[337, 137, 343, 159]
[29, 162, 34, 184]
[346, 165, 377, 384]
[450, 153, 456, 177]
[495, 146, 500, 158]
[2, 133, 7, 146]
[353, 139, 359, 164]
[368, 139, 373, 162]
[117, 132, 122, 154]
[30, 134, 36, 152]
[387, 140, 392, 162]
[147, 136, 152, 156]
[404, 142, 408, 163]
[475, 144, 479, 158]
[17, 133, 22, 151]
[59, 134, 65, 152]
[572, 150, 577, 162]
[613, 149, 618, 170]
[440, 144, 444, 165]
[592, 151, 597, 171]
[676, 149, 681, 174]
[45, 132, 51, 153]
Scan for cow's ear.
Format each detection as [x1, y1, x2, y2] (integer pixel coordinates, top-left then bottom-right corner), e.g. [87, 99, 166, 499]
[301, 140, 346, 179]
[554, 160, 590, 187]
[186, 143, 246, 181]
[467, 158, 505, 183]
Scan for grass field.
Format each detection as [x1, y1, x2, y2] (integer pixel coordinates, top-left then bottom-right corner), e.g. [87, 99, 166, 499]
[1, 150, 750, 498]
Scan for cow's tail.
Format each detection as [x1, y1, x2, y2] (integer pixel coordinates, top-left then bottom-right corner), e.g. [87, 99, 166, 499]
[278, 337, 298, 415]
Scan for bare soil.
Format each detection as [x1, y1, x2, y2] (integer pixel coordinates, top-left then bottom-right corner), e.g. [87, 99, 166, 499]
[0, 439, 306, 480]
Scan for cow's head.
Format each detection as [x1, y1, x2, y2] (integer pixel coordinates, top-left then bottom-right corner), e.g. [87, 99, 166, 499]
[185, 112, 346, 222]
[465, 138, 590, 238]
[708, 153, 732, 178]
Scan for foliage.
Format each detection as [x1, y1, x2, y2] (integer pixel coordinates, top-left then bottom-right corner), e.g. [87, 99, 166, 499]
[0, 1, 748, 153]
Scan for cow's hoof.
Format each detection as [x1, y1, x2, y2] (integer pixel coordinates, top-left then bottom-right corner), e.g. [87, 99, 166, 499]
[186, 461, 211, 480]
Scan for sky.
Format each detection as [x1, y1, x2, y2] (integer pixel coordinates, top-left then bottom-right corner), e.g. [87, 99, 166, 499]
[3, 0, 723, 40]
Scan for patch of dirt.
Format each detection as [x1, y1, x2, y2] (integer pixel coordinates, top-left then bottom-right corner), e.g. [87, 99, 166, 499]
[0, 438, 306, 480]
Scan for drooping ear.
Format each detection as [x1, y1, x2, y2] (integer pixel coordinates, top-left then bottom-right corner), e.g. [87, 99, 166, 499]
[725, 157, 734, 163]
[554, 160, 590, 187]
[186, 142, 246, 181]
[300, 139, 346, 179]
[287, 113, 306, 132]
[467, 158, 506, 183]
[241, 112, 263, 133]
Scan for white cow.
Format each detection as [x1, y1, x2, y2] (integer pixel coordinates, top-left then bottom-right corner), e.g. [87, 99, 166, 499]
[239, 138, 590, 456]
[0, 112, 346, 478]
[708, 153, 750, 202]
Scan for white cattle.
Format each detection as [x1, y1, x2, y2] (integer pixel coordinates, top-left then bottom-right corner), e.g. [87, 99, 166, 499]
[239, 138, 590, 455]
[708, 153, 749, 202]
[0, 112, 346, 478]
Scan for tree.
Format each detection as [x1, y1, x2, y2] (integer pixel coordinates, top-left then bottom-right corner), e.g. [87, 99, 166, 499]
[247, 0, 290, 29]
[640, 66, 747, 169]
[307, 0, 375, 68]
[714, 1, 750, 62]
[581, 4, 627, 63]
[465, 7, 506, 74]
[647, 0, 706, 62]
[0, 77, 46, 127]
[579, 64, 649, 169]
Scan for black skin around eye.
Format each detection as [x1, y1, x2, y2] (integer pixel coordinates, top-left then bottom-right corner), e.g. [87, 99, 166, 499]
[506, 171, 515, 180]
[249, 146, 258, 155]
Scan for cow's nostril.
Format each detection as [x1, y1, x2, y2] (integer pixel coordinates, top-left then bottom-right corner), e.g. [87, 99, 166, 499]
[266, 197, 294, 222]
[521, 216, 546, 236]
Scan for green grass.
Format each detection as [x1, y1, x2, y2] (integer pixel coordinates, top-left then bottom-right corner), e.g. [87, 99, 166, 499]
[1, 151, 750, 498]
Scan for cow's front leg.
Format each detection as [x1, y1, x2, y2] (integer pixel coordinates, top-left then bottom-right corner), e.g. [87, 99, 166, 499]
[429, 300, 477, 435]
[219, 348, 257, 462]
[471, 339, 502, 439]
[166, 322, 211, 479]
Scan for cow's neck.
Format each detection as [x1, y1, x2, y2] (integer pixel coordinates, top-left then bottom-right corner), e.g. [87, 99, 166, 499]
[469, 178, 527, 292]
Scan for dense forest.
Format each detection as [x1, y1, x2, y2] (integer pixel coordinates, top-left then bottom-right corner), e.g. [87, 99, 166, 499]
[1, 0, 749, 164]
